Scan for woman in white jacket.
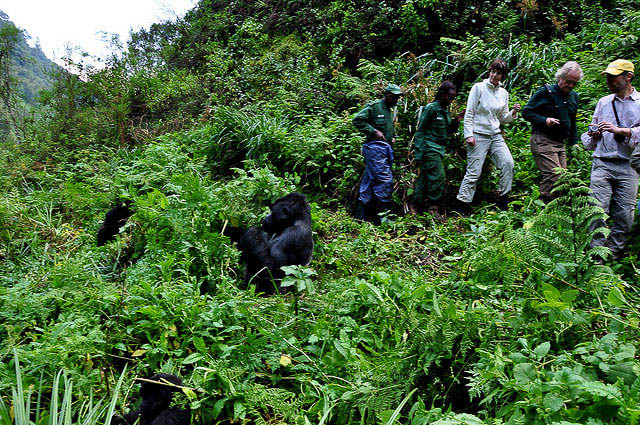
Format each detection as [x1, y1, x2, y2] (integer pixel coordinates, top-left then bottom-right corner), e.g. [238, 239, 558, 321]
[456, 58, 520, 210]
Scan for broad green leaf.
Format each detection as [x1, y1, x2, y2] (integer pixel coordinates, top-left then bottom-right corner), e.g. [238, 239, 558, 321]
[212, 398, 228, 418]
[607, 362, 638, 386]
[514, 363, 536, 385]
[432, 290, 442, 317]
[533, 342, 551, 359]
[509, 353, 528, 364]
[560, 289, 579, 303]
[607, 287, 626, 306]
[182, 353, 204, 364]
[542, 283, 561, 303]
[131, 349, 147, 357]
[543, 393, 564, 412]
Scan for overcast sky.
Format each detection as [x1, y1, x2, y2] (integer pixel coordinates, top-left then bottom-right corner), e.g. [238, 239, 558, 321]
[1, 0, 197, 67]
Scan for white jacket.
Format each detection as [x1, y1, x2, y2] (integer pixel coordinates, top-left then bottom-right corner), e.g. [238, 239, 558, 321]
[463, 79, 514, 139]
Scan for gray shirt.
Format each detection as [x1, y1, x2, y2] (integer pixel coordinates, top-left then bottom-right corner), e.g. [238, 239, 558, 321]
[581, 88, 640, 160]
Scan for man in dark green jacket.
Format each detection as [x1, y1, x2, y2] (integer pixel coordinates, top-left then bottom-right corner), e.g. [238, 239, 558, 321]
[522, 61, 583, 202]
[413, 81, 462, 219]
[353, 84, 403, 224]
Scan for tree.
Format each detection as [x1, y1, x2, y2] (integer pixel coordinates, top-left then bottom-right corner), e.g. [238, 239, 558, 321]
[0, 22, 23, 140]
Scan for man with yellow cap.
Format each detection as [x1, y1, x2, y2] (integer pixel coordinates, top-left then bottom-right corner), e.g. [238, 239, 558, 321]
[582, 59, 640, 259]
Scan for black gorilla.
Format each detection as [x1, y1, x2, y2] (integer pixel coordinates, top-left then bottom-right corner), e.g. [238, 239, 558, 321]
[98, 200, 133, 246]
[110, 373, 190, 425]
[227, 192, 314, 294]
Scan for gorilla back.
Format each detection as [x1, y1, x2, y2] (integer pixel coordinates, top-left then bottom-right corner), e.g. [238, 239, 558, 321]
[97, 199, 133, 246]
[236, 192, 313, 294]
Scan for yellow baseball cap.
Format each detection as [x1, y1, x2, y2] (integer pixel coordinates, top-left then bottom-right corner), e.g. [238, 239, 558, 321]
[602, 59, 634, 75]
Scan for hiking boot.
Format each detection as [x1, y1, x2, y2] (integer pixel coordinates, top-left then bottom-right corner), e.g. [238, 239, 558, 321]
[356, 200, 377, 224]
[377, 202, 394, 224]
[453, 199, 472, 215]
[497, 195, 511, 211]
[427, 205, 445, 222]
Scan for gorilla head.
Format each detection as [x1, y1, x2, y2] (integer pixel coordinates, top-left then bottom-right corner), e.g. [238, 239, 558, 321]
[138, 373, 183, 420]
[262, 192, 311, 234]
[111, 373, 190, 425]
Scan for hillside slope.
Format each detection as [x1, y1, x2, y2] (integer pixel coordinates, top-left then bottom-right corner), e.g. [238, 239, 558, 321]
[0, 11, 58, 103]
[1, 1, 640, 424]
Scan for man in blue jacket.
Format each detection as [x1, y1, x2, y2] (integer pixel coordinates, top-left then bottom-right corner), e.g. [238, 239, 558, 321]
[353, 84, 403, 225]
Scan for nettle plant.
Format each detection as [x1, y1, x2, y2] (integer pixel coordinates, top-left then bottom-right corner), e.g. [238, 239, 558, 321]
[462, 170, 640, 424]
[469, 333, 640, 424]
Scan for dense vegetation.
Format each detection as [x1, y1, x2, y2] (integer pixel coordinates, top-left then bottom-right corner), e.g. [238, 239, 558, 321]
[1, 1, 640, 424]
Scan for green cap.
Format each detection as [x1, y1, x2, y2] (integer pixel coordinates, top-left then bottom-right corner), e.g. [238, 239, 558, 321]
[384, 84, 403, 95]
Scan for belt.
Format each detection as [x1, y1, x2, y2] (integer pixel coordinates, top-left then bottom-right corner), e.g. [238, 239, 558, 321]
[595, 157, 629, 164]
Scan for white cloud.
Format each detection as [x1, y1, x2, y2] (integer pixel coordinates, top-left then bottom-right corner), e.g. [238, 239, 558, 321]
[1, 0, 197, 67]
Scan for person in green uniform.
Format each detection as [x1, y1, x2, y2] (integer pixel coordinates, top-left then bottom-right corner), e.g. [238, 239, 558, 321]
[413, 81, 463, 219]
[352, 84, 403, 224]
[522, 61, 582, 202]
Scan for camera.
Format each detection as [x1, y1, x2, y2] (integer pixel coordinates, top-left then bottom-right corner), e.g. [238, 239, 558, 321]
[588, 124, 599, 132]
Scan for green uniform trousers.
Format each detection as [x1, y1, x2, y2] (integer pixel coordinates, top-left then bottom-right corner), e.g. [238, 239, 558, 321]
[413, 149, 445, 205]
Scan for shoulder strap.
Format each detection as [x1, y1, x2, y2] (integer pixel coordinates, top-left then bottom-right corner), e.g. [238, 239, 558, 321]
[611, 97, 622, 127]
[544, 84, 567, 121]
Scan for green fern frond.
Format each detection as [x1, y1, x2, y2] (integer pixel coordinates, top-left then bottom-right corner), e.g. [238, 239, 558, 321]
[469, 169, 621, 294]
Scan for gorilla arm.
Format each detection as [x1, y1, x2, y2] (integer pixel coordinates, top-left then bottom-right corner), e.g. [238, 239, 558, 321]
[237, 226, 278, 274]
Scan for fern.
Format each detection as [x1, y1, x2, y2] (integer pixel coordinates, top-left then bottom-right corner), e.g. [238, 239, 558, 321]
[243, 384, 304, 424]
[470, 170, 620, 295]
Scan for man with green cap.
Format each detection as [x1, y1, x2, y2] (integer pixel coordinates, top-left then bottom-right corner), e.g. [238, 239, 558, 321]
[582, 59, 640, 259]
[352, 84, 403, 225]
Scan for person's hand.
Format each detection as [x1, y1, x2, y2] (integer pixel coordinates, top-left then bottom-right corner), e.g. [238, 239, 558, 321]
[599, 121, 627, 136]
[391, 137, 396, 145]
[511, 103, 521, 118]
[465, 136, 476, 146]
[587, 123, 602, 138]
[546, 117, 560, 126]
[373, 129, 386, 141]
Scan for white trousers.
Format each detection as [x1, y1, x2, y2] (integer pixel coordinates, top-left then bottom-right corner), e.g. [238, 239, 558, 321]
[457, 133, 514, 203]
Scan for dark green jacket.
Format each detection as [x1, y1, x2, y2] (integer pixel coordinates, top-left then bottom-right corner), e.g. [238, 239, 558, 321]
[414, 100, 459, 160]
[352, 99, 395, 142]
[522, 84, 579, 144]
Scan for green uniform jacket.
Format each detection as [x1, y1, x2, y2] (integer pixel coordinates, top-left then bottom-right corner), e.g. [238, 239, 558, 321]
[522, 84, 579, 145]
[414, 100, 459, 160]
[352, 98, 395, 142]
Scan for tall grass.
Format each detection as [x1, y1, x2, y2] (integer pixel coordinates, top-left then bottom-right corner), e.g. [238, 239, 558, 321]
[0, 350, 126, 425]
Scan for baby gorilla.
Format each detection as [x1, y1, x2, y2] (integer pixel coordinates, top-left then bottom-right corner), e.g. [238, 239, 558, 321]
[97, 200, 133, 246]
[227, 192, 314, 294]
[110, 373, 189, 425]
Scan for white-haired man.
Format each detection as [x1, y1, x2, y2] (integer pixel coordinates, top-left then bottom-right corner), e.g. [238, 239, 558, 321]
[523, 61, 583, 202]
[582, 59, 640, 259]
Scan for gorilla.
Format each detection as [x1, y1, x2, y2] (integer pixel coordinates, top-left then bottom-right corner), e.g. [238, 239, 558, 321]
[98, 200, 133, 246]
[226, 192, 314, 294]
[110, 373, 190, 425]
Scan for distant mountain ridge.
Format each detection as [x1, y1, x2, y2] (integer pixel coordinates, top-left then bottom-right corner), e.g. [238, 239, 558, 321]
[0, 10, 60, 104]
